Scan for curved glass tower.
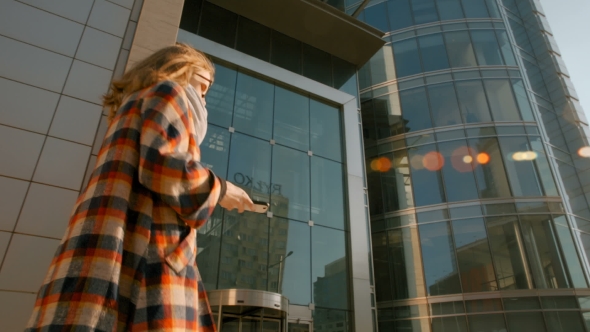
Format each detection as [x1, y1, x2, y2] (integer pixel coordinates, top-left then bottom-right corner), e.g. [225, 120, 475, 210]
[357, 0, 590, 331]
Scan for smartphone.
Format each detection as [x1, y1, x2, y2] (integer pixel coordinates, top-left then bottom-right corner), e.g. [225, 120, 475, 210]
[250, 200, 269, 214]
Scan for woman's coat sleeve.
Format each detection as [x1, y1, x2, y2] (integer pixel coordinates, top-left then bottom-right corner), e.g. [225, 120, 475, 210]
[137, 81, 225, 228]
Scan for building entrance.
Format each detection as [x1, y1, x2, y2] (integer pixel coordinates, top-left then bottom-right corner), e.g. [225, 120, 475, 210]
[208, 289, 290, 332]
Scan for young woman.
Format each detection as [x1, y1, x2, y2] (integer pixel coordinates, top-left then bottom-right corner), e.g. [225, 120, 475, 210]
[25, 43, 252, 331]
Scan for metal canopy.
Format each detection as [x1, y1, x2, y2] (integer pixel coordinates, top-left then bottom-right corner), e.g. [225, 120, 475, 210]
[208, 0, 385, 67]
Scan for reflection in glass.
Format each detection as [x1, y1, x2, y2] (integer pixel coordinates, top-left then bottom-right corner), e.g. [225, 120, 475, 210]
[544, 311, 586, 332]
[200, 124, 230, 179]
[364, 1, 389, 32]
[313, 308, 350, 332]
[383, 150, 415, 211]
[437, 0, 464, 20]
[310, 100, 342, 162]
[389, 227, 426, 299]
[511, 79, 534, 121]
[394, 319, 430, 332]
[408, 144, 446, 206]
[432, 316, 468, 332]
[270, 31, 302, 74]
[445, 31, 478, 68]
[388, 0, 414, 31]
[467, 314, 507, 332]
[496, 30, 517, 66]
[206, 64, 236, 128]
[269, 218, 310, 306]
[197, 206, 224, 289]
[452, 218, 498, 292]
[468, 137, 512, 199]
[484, 79, 521, 122]
[332, 56, 357, 97]
[438, 140, 479, 202]
[541, 296, 579, 309]
[393, 39, 422, 78]
[366, 158, 384, 215]
[471, 30, 504, 66]
[411, 0, 439, 25]
[419, 221, 462, 296]
[485, 216, 530, 290]
[427, 82, 462, 127]
[419, 34, 450, 72]
[218, 211, 269, 290]
[506, 312, 546, 332]
[503, 297, 541, 310]
[302, 44, 332, 87]
[227, 133, 271, 201]
[400, 87, 433, 132]
[242, 318, 260, 332]
[431, 301, 464, 315]
[369, 45, 396, 85]
[465, 299, 503, 313]
[374, 93, 405, 138]
[311, 157, 345, 230]
[520, 215, 570, 289]
[461, 0, 489, 17]
[312, 226, 349, 310]
[271, 145, 310, 222]
[498, 136, 543, 197]
[529, 136, 559, 196]
[456, 80, 493, 123]
[553, 219, 588, 288]
[373, 232, 392, 302]
[233, 72, 274, 140]
[273, 86, 309, 151]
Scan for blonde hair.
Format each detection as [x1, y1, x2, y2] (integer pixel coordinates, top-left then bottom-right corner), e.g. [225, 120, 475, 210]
[103, 43, 215, 120]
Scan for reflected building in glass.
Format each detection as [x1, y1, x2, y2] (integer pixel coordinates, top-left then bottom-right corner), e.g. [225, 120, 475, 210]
[358, 0, 590, 331]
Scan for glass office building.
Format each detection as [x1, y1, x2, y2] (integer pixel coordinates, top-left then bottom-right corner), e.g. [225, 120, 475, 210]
[1, 0, 590, 331]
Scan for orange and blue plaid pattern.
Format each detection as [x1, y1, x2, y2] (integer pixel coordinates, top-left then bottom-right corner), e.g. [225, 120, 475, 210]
[25, 81, 221, 331]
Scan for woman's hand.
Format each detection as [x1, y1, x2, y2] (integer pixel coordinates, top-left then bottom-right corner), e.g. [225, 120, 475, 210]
[219, 181, 254, 213]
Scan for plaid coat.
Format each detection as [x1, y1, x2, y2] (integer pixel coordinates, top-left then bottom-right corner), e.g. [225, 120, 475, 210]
[25, 80, 223, 331]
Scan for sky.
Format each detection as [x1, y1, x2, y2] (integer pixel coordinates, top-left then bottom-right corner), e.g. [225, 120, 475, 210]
[539, 0, 590, 121]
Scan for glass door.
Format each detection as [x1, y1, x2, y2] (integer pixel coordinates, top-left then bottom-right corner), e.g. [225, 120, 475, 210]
[288, 321, 311, 332]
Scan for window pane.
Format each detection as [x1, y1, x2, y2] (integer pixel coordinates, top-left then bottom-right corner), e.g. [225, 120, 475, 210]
[427, 82, 462, 127]
[218, 211, 269, 290]
[445, 31, 477, 68]
[419, 221, 462, 296]
[302, 44, 332, 87]
[200, 124, 230, 179]
[400, 87, 433, 132]
[366, 157, 384, 215]
[369, 45, 396, 85]
[394, 319, 430, 332]
[529, 137, 559, 196]
[312, 226, 349, 310]
[383, 150, 415, 211]
[270, 31, 301, 74]
[411, 0, 439, 24]
[432, 316, 468, 332]
[227, 133, 271, 201]
[545, 311, 585, 332]
[314, 309, 351, 332]
[511, 79, 534, 121]
[199, 1, 237, 47]
[408, 144, 446, 206]
[206, 64, 236, 128]
[236, 17, 270, 61]
[506, 312, 546, 332]
[269, 218, 311, 306]
[364, 1, 389, 31]
[310, 100, 343, 162]
[388, 0, 414, 31]
[375, 93, 405, 138]
[233, 72, 274, 139]
[503, 297, 541, 310]
[389, 227, 426, 299]
[468, 137, 511, 198]
[471, 30, 504, 66]
[373, 232, 392, 301]
[461, 0, 489, 18]
[273, 86, 309, 151]
[553, 219, 588, 288]
[419, 33, 450, 72]
[485, 216, 530, 290]
[438, 140, 479, 202]
[452, 218, 498, 292]
[456, 80, 493, 123]
[485, 0, 501, 17]
[393, 38, 423, 78]
[311, 157, 345, 230]
[520, 215, 570, 289]
[437, 0, 464, 20]
[496, 30, 517, 66]
[465, 299, 503, 313]
[431, 301, 464, 315]
[271, 145, 310, 222]
[541, 296, 579, 309]
[484, 79, 521, 121]
[498, 136, 543, 197]
[468, 314, 507, 332]
[333, 56, 357, 97]
[197, 206, 223, 290]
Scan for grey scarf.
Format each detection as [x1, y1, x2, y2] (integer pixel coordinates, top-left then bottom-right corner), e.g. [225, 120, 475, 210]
[184, 84, 208, 145]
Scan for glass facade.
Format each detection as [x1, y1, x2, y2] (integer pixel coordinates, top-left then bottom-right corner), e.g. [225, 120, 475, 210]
[360, 0, 590, 331]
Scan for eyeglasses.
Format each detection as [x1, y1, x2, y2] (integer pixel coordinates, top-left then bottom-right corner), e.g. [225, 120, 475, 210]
[195, 73, 213, 88]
